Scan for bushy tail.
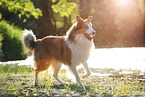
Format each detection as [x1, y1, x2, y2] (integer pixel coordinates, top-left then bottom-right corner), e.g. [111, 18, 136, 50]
[22, 29, 36, 51]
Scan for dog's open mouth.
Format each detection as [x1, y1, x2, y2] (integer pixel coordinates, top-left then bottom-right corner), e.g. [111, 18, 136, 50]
[84, 33, 95, 41]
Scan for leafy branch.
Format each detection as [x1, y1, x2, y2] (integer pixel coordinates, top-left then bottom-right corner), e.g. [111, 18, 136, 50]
[0, 0, 42, 19]
[51, 0, 76, 17]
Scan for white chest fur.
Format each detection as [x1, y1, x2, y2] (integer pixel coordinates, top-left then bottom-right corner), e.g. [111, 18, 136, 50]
[65, 34, 93, 66]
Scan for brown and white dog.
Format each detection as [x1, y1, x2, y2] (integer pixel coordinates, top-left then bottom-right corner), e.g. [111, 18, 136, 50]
[22, 16, 96, 86]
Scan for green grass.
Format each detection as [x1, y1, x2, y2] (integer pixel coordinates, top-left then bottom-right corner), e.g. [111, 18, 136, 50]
[0, 64, 145, 97]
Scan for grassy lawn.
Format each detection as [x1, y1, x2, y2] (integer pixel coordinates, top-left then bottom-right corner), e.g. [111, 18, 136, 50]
[0, 64, 145, 97]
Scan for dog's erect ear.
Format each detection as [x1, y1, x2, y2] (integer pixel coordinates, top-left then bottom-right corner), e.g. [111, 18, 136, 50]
[87, 16, 93, 22]
[76, 15, 83, 23]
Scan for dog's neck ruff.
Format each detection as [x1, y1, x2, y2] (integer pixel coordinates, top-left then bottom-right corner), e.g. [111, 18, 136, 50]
[65, 33, 93, 66]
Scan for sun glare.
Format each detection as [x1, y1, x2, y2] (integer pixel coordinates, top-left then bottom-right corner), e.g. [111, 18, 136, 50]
[116, 0, 129, 8]
[119, 0, 128, 5]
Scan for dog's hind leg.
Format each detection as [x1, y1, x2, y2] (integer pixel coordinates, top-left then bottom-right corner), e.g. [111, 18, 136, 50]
[52, 61, 64, 84]
[35, 69, 40, 86]
[34, 59, 51, 86]
[69, 65, 82, 85]
[82, 62, 91, 78]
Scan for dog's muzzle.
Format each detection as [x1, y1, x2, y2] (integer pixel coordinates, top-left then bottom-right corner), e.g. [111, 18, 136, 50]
[84, 31, 96, 41]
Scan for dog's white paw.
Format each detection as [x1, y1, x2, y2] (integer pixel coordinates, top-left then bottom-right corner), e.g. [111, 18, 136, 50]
[82, 74, 88, 79]
[63, 82, 69, 85]
[82, 73, 91, 79]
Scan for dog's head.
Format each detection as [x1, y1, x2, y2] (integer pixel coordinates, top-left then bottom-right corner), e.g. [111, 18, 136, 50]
[75, 16, 96, 41]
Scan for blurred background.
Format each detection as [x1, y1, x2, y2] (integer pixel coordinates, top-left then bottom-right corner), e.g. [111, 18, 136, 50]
[0, 0, 144, 61]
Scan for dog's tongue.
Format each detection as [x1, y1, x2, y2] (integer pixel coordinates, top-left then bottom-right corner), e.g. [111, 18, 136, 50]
[84, 33, 95, 41]
[91, 35, 95, 38]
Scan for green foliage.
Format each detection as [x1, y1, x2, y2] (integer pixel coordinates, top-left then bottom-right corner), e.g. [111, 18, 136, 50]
[52, 0, 76, 17]
[0, 33, 3, 60]
[0, 0, 42, 19]
[0, 13, 2, 19]
[0, 20, 28, 61]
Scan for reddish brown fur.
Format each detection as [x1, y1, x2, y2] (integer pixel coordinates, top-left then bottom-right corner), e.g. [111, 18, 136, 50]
[34, 36, 72, 71]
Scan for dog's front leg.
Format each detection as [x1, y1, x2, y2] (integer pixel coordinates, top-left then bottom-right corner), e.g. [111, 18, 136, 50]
[82, 62, 91, 78]
[69, 65, 82, 85]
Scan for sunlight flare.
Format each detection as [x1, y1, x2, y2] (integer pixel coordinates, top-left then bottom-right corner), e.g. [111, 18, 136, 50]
[115, 0, 129, 8]
[118, 0, 128, 5]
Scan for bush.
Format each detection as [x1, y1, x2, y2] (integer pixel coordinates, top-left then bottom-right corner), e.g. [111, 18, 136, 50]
[0, 20, 28, 61]
[0, 33, 3, 60]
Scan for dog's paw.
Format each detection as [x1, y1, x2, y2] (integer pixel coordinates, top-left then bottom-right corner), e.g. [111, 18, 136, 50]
[34, 84, 38, 87]
[82, 74, 87, 79]
[82, 74, 91, 79]
[64, 82, 69, 85]
[60, 82, 69, 85]
[77, 86, 85, 92]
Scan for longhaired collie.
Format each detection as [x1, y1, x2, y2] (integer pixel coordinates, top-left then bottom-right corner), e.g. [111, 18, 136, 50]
[22, 16, 96, 86]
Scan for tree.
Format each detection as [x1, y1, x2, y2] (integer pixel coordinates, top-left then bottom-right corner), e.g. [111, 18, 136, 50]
[79, 0, 91, 19]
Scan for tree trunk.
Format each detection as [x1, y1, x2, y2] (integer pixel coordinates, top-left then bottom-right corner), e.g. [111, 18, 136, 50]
[32, 0, 57, 38]
[79, 0, 91, 19]
[134, 0, 145, 46]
